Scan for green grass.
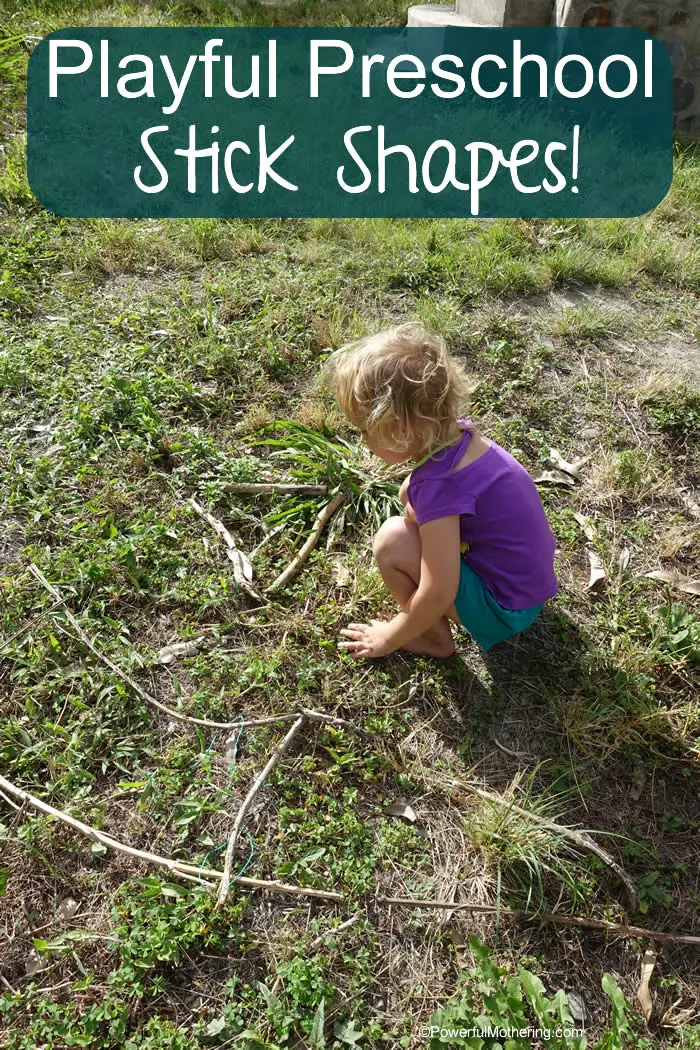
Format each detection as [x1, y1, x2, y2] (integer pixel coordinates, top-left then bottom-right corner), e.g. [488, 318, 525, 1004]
[1, 3, 700, 1048]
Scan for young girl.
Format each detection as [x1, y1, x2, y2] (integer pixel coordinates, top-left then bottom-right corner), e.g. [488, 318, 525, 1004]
[328, 323, 558, 660]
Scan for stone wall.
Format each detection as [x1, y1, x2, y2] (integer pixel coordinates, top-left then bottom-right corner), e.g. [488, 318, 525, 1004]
[556, 0, 699, 137]
[407, 0, 699, 137]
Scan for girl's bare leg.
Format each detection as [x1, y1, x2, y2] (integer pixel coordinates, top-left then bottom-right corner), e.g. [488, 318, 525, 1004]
[373, 516, 459, 658]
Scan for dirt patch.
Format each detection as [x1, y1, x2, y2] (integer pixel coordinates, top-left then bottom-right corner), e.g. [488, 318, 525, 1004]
[649, 331, 700, 387]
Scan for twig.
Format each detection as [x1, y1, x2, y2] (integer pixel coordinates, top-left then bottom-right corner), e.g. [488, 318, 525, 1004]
[375, 896, 700, 947]
[222, 483, 328, 496]
[28, 566, 183, 717]
[216, 715, 306, 910]
[188, 498, 265, 603]
[266, 492, 346, 593]
[300, 707, 373, 738]
[309, 914, 361, 950]
[3, 773, 698, 945]
[436, 775, 639, 912]
[491, 736, 533, 761]
[0, 772, 220, 880]
[249, 523, 286, 562]
[9, 586, 372, 745]
[0, 974, 18, 996]
[27, 566, 266, 731]
[0, 788, 21, 811]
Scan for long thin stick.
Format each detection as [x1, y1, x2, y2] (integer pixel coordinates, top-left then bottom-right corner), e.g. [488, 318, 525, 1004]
[216, 715, 306, 910]
[223, 483, 328, 496]
[434, 774, 639, 912]
[14, 580, 373, 744]
[28, 566, 253, 731]
[48, 632, 368, 736]
[2, 774, 697, 945]
[376, 896, 700, 947]
[28, 566, 183, 717]
[0, 774, 341, 902]
[0, 974, 18, 996]
[188, 498, 264, 602]
[0, 788, 21, 811]
[266, 492, 345, 594]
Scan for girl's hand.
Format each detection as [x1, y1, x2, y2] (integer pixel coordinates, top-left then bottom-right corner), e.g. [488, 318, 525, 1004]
[338, 620, 395, 659]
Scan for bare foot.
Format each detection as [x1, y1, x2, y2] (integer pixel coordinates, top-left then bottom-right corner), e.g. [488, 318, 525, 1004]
[399, 617, 456, 658]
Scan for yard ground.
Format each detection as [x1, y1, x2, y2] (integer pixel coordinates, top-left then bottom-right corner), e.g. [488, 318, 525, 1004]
[1, 3, 699, 1048]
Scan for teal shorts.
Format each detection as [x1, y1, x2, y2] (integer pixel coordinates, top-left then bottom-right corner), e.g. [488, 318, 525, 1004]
[454, 560, 544, 651]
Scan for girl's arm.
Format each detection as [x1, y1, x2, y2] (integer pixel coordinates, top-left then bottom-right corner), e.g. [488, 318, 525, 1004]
[380, 515, 461, 649]
[339, 515, 461, 658]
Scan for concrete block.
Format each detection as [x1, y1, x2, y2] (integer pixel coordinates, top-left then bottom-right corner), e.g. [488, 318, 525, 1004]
[407, 4, 484, 26]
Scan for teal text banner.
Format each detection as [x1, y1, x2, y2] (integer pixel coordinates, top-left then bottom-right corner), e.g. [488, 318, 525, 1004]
[27, 27, 673, 218]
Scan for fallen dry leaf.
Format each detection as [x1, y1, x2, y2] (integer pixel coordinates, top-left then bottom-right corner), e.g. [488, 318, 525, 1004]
[586, 550, 606, 591]
[156, 638, 205, 665]
[573, 512, 597, 541]
[385, 800, 417, 824]
[644, 570, 700, 596]
[617, 548, 631, 570]
[532, 470, 577, 488]
[548, 448, 585, 480]
[567, 991, 586, 1023]
[330, 555, 352, 588]
[56, 897, 80, 924]
[637, 949, 657, 1023]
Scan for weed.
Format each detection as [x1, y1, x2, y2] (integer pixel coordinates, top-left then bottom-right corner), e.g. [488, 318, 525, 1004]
[251, 420, 403, 538]
[644, 384, 700, 441]
[428, 936, 636, 1050]
[463, 773, 590, 911]
[548, 304, 632, 343]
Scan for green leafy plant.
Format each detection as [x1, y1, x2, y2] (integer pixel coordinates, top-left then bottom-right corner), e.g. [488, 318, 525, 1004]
[428, 937, 636, 1050]
[644, 384, 700, 440]
[252, 420, 403, 536]
[636, 871, 672, 914]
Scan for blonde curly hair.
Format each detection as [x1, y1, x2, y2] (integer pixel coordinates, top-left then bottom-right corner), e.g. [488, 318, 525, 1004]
[325, 323, 471, 459]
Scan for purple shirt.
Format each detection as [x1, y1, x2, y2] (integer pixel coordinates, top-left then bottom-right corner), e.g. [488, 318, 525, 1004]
[407, 424, 558, 610]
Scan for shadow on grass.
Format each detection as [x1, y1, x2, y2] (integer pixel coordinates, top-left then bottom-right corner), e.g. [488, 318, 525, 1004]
[396, 605, 700, 933]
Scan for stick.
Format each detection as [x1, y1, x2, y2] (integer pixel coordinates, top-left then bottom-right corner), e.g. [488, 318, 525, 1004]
[222, 483, 328, 496]
[0, 788, 21, 811]
[266, 492, 345, 594]
[0, 974, 18, 996]
[249, 523, 286, 562]
[0, 772, 218, 880]
[2, 774, 697, 945]
[0, 774, 341, 902]
[375, 896, 700, 947]
[309, 914, 361, 950]
[27, 566, 265, 731]
[216, 715, 306, 910]
[9, 586, 371, 746]
[434, 775, 639, 912]
[188, 498, 265, 603]
[28, 566, 184, 719]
